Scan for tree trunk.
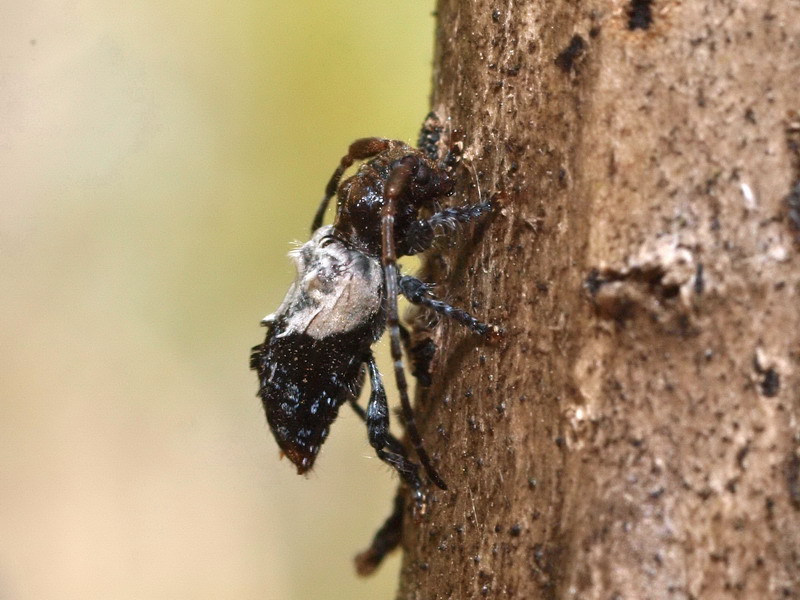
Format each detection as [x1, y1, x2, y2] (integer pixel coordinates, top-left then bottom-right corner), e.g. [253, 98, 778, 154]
[397, 1, 800, 598]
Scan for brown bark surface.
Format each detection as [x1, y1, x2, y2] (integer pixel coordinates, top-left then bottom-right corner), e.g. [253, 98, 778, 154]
[397, 1, 800, 598]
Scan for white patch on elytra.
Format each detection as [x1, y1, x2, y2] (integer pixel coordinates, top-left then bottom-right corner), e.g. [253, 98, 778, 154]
[273, 226, 383, 340]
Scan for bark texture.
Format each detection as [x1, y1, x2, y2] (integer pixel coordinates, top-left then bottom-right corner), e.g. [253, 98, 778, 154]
[397, 1, 800, 598]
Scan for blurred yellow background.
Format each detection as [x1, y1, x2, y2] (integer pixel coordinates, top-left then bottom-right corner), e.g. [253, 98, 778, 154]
[1, 1, 434, 598]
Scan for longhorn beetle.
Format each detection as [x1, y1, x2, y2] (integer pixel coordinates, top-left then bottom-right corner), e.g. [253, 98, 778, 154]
[250, 129, 495, 570]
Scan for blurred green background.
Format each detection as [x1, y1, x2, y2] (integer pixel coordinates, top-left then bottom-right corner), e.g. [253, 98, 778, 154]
[1, 1, 435, 598]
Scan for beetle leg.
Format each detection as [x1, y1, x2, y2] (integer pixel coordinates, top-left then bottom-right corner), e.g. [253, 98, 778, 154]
[404, 201, 494, 254]
[399, 275, 494, 335]
[348, 397, 407, 457]
[354, 489, 404, 576]
[364, 353, 424, 494]
[312, 138, 396, 232]
[400, 323, 435, 386]
[346, 375, 413, 468]
[382, 156, 448, 491]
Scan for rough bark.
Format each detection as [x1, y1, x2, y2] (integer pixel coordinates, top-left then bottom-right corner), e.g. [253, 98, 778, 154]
[397, 1, 800, 598]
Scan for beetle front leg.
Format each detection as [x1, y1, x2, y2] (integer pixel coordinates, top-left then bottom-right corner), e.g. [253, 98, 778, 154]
[404, 201, 494, 255]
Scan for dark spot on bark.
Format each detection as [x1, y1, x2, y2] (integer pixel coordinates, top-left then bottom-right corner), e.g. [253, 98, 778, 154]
[628, 0, 654, 30]
[510, 523, 522, 537]
[528, 477, 538, 490]
[761, 368, 780, 397]
[586, 264, 700, 332]
[785, 114, 800, 178]
[555, 35, 586, 73]
[786, 182, 800, 238]
[696, 87, 707, 108]
[786, 453, 800, 509]
[491, 9, 501, 23]
[736, 444, 750, 469]
[589, 25, 601, 38]
[697, 487, 713, 500]
[660, 283, 680, 299]
[744, 108, 757, 124]
[584, 269, 603, 295]
[694, 263, 705, 294]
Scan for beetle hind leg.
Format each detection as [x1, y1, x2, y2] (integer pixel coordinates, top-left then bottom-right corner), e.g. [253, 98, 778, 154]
[354, 489, 404, 576]
[363, 353, 424, 493]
